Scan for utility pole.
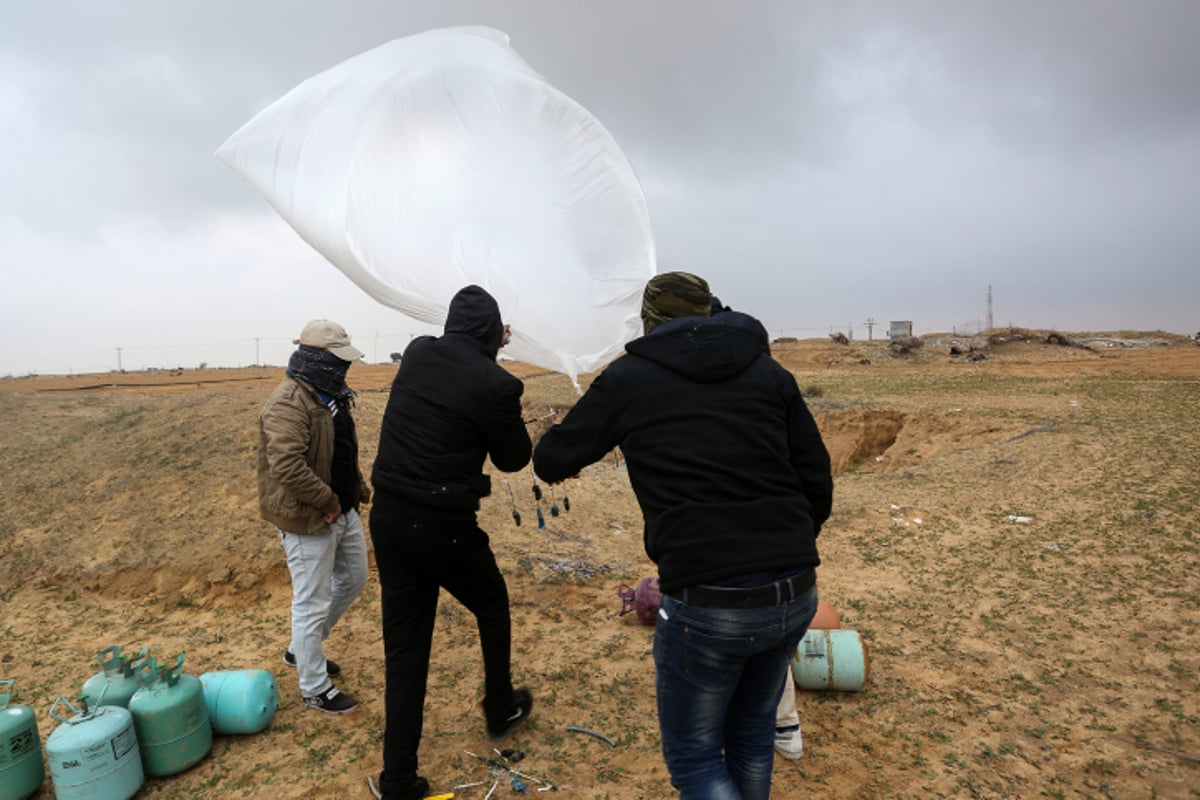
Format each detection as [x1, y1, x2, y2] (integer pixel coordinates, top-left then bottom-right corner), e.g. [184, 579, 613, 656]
[254, 338, 260, 366]
[986, 284, 994, 332]
[116, 347, 123, 372]
[863, 318, 876, 341]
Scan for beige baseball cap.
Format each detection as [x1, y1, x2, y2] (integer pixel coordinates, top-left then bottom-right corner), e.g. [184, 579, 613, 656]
[294, 319, 365, 361]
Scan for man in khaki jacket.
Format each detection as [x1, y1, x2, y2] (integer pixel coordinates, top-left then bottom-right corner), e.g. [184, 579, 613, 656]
[258, 319, 371, 714]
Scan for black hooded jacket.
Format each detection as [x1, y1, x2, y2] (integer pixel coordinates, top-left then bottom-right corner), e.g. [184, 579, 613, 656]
[533, 311, 832, 593]
[371, 286, 531, 519]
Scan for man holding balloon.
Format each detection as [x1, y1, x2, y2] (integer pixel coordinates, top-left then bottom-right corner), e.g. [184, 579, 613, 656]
[369, 285, 534, 800]
[534, 272, 833, 800]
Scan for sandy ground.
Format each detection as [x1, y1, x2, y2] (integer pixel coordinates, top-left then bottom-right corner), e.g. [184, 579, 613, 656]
[2, 330, 1198, 799]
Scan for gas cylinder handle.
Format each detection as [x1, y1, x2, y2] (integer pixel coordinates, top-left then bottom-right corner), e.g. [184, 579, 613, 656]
[136, 657, 160, 687]
[96, 645, 122, 666]
[49, 695, 86, 724]
[0, 678, 13, 709]
[125, 647, 150, 675]
[161, 652, 185, 686]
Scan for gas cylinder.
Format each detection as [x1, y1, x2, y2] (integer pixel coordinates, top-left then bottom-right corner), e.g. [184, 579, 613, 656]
[0, 680, 45, 800]
[45, 695, 143, 800]
[199, 669, 278, 735]
[127, 653, 212, 776]
[81, 646, 148, 709]
[792, 628, 871, 692]
[809, 600, 842, 630]
[617, 576, 662, 625]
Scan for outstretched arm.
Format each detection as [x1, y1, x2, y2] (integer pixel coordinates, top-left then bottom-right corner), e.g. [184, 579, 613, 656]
[533, 372, 620, 483]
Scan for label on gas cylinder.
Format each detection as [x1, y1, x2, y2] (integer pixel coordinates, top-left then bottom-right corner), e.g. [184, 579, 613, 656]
[801, 634, 828, 660]
[109, 725, 138, 761]
[63, 725, 137, 777]
[2, 728, 38, 765]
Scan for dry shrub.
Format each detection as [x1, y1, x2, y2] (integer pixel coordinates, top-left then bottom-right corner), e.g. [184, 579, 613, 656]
[829, 332, 849, 345]
[1044, 332, 1073, 347]
[803, 385, 825, 398]
[889, 336, 924, 355]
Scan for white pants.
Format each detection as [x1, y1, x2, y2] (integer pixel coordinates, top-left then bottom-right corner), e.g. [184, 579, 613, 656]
[776, 668, 799, 728]
[279, 510, 368, 696]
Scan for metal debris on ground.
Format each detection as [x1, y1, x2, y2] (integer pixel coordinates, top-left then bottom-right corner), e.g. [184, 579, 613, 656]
[463, 748, 560, 794]
[565, 726, 617, 747]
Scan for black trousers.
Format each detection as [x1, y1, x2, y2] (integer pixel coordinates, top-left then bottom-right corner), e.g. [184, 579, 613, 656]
[369, 499, 515, 789]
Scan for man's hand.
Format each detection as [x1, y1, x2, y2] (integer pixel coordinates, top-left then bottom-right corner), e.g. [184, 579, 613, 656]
[324, 503, 342, 525]
[501, 324, 512, 349]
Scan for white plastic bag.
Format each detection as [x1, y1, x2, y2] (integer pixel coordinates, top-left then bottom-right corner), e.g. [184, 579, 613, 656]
[216, 26, 655, 381]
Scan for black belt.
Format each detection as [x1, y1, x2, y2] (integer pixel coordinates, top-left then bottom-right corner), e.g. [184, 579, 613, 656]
[672, 569, 816, 609]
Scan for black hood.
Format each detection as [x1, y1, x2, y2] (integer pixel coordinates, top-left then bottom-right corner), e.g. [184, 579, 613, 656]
[445, 285, 504, 359]
[624, 310, 770, 383]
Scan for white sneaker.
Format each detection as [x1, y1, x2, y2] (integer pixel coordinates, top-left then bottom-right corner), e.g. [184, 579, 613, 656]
[775, 724, 803, 760]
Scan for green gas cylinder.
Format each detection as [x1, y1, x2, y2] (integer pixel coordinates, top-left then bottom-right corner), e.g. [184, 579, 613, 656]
[81, 646, 148, 709]
[0, 679, 45, 800]
[46, 695, 143, 800]
[128, 653, 212, 776]
[792, 628, 872, 692]
[200, 669, 278, 735]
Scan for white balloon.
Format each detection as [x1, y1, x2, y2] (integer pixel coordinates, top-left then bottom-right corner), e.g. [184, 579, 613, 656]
[216, 26, 655, 382]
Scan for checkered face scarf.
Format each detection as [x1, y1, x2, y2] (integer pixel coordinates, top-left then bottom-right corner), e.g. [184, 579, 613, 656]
[286, 346, 355, 411]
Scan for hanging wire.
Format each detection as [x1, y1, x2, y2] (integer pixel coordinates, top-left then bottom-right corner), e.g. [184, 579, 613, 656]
[502, 479, 521, 526]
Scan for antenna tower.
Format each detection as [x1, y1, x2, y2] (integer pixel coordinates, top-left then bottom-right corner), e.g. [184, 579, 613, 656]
[986, 285, 994, 332]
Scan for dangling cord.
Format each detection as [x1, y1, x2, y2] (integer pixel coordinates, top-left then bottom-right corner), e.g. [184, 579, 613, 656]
[532, 476, 546, 527]
[503, 480, 521, 526]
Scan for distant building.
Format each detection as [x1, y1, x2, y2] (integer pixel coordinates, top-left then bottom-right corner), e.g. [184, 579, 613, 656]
[889, 321, 913, 340]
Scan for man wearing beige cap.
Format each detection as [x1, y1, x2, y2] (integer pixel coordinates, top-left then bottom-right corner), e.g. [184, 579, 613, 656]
[257, 319, 371, 714]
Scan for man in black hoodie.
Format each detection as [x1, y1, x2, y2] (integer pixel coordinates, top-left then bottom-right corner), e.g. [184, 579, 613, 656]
[534, 272, 832, 799]
[369, 285, 533, 800]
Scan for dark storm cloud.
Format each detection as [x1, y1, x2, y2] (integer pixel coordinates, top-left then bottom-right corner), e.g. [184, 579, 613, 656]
[2, 1, 1198, 374]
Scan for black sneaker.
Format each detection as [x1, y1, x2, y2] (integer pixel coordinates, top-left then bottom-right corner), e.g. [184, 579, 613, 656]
[303, 686, 358, 714]
[283, 649, 341, 677]
[368, 772, 430, 800]
[485, 687, 533, 740]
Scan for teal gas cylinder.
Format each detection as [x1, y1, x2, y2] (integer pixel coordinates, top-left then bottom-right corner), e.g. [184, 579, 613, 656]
[81, 646, 148, 709]
[0, 680, 45, 800]
[45, 695, 143, 800]
[127, 653, 212, 776]
[199, 669, 278, 735]
[792, 628, 872, 692]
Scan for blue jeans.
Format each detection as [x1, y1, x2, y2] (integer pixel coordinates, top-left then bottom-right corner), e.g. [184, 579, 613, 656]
[654, 586, 817, 800]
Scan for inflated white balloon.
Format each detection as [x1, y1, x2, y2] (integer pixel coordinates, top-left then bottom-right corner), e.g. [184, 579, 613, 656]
[216, 26, 655, 381]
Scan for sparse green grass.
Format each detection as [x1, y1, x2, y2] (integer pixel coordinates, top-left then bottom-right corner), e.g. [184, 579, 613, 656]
[3, 350, 1198, 798]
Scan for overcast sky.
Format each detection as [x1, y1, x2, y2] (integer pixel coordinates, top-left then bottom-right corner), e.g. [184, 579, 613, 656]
[4, 1, 1198, 375]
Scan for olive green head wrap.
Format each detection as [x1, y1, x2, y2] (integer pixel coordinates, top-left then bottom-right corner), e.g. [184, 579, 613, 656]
[641, 271, 712, 334]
